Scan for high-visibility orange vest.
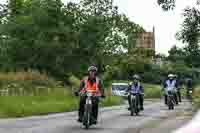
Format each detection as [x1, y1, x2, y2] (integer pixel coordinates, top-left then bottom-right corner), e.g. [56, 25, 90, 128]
[83, 77, 100, 95]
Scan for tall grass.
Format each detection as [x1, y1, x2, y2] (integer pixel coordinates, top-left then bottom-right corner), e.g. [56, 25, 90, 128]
[0, 95, 123, 118]
[143, 84, 162, 98]
[0, 72, 123, 118]
[0, 70, 49, 81]
[193, 86, 200, 110]
[0, 70, 62, 96]
[0, 95, 78, 118]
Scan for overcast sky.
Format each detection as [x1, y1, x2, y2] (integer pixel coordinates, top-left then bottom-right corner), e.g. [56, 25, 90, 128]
[0, 0, 197, 54]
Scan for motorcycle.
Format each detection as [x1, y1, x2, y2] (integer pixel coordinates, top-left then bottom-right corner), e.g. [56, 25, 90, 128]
[79, 90, 101, 129]
[187, 88, 193, 102]
[167, 90, 176, 110]
[129, 91, 140, 116]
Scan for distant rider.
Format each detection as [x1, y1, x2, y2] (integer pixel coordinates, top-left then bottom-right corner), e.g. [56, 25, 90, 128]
[127, 74, 144, 111]
[163, 74, 178, 105]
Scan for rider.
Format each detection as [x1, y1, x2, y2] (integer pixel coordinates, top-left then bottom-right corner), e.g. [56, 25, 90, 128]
[75, 66, 105, 124]
[127, 74, 144, 111]
[174, 74, 182, 102]
[163, 74, 178, 105]
[186, 77, 193, 98]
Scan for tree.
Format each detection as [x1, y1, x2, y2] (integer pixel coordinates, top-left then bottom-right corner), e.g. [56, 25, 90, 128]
[168, 45, 186, 63]
[8, 0, 24, 16]
[157, 0, 176, 11]
[157, 0, 199, 11]
[0, 0, 146, 79]
[177, 7, 200, 67]
[158, 0, 200, 68]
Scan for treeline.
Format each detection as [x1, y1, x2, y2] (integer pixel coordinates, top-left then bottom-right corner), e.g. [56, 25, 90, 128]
[0, 0, 146, 80]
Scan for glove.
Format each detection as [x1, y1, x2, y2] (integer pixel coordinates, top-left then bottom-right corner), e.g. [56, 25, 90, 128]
[74, 91, 79, 97]
[101, 95, 106, 98]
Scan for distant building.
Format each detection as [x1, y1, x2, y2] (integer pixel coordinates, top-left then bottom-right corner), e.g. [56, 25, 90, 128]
[135, 27, 155, 51]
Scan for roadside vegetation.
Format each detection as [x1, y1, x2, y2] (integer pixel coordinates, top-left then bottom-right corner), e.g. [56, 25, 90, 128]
[0, 71, 123, 118]
[193, 87, 200, 110]
[0, 0, 199, 118]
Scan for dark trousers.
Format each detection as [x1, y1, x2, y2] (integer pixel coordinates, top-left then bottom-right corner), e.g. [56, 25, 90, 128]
[177, 90, 181, 102]
[78, 96, 99, 120]
[128, 94, 143, 109]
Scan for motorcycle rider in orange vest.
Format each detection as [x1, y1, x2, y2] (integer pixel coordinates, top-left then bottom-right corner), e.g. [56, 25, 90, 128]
[75, 66, 105, 124]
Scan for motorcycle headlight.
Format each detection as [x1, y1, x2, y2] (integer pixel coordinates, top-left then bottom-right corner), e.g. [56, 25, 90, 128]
[189, 90, 193, 94]
[87, 92, 93, 97]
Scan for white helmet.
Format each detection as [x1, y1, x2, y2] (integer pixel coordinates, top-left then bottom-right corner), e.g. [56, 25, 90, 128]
[168, 74, 174, 78]
[133, 74, 140, 80]
[88, 66, 98, 72]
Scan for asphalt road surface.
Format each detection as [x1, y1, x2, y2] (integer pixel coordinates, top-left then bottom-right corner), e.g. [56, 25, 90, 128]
[0, 100, 193, 133]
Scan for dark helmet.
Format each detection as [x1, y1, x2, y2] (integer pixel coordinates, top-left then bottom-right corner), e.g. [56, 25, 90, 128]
[88, 66, 98, 72]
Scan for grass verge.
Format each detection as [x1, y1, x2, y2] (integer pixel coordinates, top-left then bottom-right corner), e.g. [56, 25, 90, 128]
[193, 86, 200, 110]
[143, 84, 161, 98]
[0, 94, 123, 118]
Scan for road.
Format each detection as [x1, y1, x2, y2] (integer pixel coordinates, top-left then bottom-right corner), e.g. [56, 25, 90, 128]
[0, 100, 193, 133]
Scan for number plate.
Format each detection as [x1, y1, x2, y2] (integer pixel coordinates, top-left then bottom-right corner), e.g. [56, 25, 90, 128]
[87, 92, 93, 97]
[88, 100, 92, 104]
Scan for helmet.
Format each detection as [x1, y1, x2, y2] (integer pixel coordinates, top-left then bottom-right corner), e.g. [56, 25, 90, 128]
[168, 74, 174, 78]
[133, 74, 140, 80]
[88, 66, 98, 72]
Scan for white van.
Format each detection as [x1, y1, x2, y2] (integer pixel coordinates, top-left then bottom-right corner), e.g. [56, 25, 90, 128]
[112, 83, 129, 97]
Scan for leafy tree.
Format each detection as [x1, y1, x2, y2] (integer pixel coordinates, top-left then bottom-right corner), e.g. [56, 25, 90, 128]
[8, 0, 24, 16]
[168, 45, 186, 63]
[0, 0, 146, 79]
[157, 0, 199, 11]
[157, 0, 176, 11]
[177, 7, 200, 67]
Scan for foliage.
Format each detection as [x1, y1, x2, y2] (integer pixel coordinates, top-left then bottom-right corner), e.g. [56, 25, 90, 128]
[177, 7, 200, 68]
[157, 0, 176, 11]
[0, 0, 144, 79]
[0, 94, 123, 118]
[143, 84, 162, 98]
[193, 87, 200, 110]
[157, 0, 199, 11]
[0, 70, 49, 81]
[167, 45, 186, 63]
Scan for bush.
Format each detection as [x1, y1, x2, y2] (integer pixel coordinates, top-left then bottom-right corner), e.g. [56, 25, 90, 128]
[0, 70, 49, 81]
[67, 75, 80, 88]
[143, 84, 162, 98]
[142, 72, 162, 84]
[193, 87, 200, 110]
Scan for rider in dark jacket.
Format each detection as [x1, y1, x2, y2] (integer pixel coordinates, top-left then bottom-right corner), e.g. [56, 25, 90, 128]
[127, 75, 144, 111]
[163, 74, 178, 105]
[186, 78, 193, 98]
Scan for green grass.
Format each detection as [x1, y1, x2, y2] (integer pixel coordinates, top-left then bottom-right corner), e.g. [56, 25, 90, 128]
[0, 92, 123, 118]
[0, 78, 160, 118]
[143, 84, 162, 98]
[0, 96, 77, 118]
[101, 96, 123, 107]
[193, 86, 200, 110]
